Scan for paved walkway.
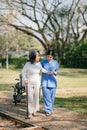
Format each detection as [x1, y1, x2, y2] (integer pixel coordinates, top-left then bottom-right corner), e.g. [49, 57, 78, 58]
[0, 92, 87, 130]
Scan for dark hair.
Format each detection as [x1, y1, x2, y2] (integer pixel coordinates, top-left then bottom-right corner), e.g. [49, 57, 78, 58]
[29, 50, 40, 64]
[47, 49, 55, 57]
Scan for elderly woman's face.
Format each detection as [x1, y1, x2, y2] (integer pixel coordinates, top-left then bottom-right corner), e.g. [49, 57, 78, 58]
[35, 52, 40, 62]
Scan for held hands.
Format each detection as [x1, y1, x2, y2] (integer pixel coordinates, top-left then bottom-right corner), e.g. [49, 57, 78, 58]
[48, 71, 57, 75]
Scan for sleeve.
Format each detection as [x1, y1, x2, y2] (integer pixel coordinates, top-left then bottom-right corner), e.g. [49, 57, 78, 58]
[39, 62, 48, 73]
[41, 67, 48, 73]
[21, 63, 28, 81]
[56, 61, 59, 72]
[54, 61, 59, 74]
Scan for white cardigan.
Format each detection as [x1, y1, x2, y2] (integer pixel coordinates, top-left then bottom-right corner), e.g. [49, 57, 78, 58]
[21, 62, 47, 87]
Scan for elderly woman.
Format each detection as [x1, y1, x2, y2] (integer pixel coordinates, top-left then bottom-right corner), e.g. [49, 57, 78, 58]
[22, 50, 48, 119]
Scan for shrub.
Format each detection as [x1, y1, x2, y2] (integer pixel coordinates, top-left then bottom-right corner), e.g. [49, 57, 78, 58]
[61, 40, 87, 68]
[0, 56, 27, 69]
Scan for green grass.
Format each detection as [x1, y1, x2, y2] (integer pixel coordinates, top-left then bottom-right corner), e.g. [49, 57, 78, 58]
[0, 84, 13, 91]
[58, 68, 87, 78]
[0, 67, 87, 115]
[40, 95, 87, 115]
[54, 96, 87, 115]
[0, 68, 20, 85]
[58, 68, 87, 89]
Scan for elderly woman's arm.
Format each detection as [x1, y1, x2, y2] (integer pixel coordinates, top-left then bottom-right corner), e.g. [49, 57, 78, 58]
[21, 63, 28, 84]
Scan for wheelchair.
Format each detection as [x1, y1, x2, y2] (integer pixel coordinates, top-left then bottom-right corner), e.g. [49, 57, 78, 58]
[13, 74, 26, 105]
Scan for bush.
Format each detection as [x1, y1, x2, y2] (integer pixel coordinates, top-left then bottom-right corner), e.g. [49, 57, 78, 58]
[61, 40, 87, 68]
[10, 57, 27, 69]
[0, 56, 27, 69]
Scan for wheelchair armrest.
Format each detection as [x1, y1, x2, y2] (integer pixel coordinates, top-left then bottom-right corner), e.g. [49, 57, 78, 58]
[15, 79, 19, 81]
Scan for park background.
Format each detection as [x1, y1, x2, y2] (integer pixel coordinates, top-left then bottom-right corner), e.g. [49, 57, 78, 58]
[0, 0, 87, 115]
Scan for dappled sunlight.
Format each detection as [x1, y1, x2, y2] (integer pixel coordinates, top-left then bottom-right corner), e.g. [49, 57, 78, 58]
[58, 68, 87, 77]
[58, 76, 87, 88]
[54, 96, 87, 114]
[56, 87, 87, 97]
[0, 69, 20, 84]
[57, 68, 87, 88]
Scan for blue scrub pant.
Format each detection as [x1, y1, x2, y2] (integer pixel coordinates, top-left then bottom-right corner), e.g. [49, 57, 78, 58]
[42, 86, 56, 113]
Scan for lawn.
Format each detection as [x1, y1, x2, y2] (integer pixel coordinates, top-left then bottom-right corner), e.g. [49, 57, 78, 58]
[0, 68, 87, 114]
[57, 68, 87, 96]
[54, 68, 87, 114]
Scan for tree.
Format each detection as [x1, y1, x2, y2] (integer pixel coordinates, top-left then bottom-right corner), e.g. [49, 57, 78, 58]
[51, 0, 87, 57]
[0, 0, 87, 58]
[0, 0, 62, 50]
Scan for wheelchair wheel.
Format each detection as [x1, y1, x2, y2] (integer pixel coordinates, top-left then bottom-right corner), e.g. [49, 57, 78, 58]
[13, 82, 22, 104]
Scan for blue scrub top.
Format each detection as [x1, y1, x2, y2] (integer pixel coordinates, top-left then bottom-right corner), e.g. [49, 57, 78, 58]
[41, 59, 59, 88]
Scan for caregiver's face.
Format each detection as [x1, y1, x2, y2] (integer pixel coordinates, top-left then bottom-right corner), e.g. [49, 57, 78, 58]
[47, 55, 53, 62]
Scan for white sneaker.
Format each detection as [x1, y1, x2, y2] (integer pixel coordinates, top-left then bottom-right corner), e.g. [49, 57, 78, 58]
[46, 112, 52, 116]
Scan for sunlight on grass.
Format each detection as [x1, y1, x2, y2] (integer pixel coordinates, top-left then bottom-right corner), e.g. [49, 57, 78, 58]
[58, 68, 87, 88]
[0, 68, 87, 115]
[54, 96, 87, 115]
[0, 84, 13, 91]
[0, 68, 87, 91]
[0, 69, 20, 84]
